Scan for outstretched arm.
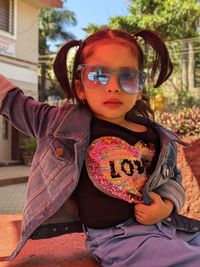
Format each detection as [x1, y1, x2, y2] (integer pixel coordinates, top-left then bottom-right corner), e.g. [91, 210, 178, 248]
[0, 74, 59, 139]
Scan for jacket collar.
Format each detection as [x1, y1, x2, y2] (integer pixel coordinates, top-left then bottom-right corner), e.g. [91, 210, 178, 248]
[48, 104, 189, 146]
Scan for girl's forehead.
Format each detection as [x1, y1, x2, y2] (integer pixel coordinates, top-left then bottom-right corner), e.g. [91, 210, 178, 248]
[83, 39, 137, 56]
[83, 42, 139, 67]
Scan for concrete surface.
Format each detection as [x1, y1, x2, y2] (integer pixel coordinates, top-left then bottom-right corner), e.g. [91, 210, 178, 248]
[0, 165, 30, 186]
[0, 165, 28, 214]
[0, 183, 26, 214]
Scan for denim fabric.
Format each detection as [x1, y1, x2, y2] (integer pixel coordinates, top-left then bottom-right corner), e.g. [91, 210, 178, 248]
[0, 79, 198, 260]
[86, 218, 200, 267]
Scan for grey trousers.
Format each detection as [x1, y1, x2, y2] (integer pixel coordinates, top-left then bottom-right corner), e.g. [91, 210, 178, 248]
[85, 218, 200, 267]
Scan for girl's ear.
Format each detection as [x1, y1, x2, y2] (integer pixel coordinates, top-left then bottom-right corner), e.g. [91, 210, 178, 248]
[75, 79, 85, 100]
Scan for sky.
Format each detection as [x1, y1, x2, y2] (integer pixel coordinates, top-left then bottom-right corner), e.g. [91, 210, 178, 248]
[64, 0, 129, 39]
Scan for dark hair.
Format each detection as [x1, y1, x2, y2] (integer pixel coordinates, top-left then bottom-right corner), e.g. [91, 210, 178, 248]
[54, 28, 173, 118]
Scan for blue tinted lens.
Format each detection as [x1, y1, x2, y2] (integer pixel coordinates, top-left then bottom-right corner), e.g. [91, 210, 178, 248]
[88, 72, 108, 84]
[119, 69, 145, 94]
[84, 66, 110, 88]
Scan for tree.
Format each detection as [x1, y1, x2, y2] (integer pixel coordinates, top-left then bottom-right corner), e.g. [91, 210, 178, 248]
[39, 4, 77, 101]
[85, 0, 200, 40]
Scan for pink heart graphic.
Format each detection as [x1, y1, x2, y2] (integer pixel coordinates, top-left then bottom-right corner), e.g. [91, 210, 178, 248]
[86, 136, 155, 203]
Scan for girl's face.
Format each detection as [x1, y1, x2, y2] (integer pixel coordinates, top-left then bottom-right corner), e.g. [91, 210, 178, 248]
[75, 42, 142, 125]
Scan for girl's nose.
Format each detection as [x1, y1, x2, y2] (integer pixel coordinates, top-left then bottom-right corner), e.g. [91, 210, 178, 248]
[105, 74, 121, 93]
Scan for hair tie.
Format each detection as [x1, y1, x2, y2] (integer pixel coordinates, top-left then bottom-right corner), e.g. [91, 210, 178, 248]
[131, 33, 138, 40]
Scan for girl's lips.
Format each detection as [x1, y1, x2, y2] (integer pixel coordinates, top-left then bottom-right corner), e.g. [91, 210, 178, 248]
[103, 100, 123, 108]
[103, 101, 122, 108]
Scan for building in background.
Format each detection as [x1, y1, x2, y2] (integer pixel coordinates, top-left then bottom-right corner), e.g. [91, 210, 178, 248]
[0, 0, 62, 163]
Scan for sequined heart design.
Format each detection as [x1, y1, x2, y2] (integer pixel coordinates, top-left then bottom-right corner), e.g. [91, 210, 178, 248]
[86, 136, 155, 203]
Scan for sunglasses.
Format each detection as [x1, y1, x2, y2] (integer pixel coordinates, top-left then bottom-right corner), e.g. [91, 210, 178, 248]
[76, 64, 147, 94]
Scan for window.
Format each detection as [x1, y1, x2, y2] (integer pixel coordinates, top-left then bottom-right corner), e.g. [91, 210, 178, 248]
[0, 0, 14, 35]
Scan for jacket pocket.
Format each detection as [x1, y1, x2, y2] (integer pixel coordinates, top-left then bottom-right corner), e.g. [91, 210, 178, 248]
[38, 139, 75, 178]
[30, 138, 75, 184]
[50, 139, 75, 163]
[25, 139, 76, 206]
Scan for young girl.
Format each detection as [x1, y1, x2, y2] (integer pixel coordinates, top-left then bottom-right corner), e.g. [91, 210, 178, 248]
[1, 28, 200, 266]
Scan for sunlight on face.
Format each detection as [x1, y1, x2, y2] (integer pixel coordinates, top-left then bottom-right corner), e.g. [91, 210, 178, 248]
[76, 42, 141, 125]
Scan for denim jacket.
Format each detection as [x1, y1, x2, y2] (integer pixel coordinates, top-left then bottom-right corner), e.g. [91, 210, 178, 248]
[0, 75, 200, 260]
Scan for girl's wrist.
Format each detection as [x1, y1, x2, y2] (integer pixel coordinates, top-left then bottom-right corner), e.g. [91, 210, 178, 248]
[163, 198, 174, 216]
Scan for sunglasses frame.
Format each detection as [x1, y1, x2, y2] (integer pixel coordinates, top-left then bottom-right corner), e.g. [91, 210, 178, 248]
[76, 64, 147, 94]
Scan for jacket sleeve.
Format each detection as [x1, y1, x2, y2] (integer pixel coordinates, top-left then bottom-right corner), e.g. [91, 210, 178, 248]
[154, 142, 186, 212]
[0, 74, 59, 139]
[154, 166, 185, 212]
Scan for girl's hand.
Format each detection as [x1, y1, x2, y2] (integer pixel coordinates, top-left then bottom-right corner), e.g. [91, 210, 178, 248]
[134, 192, 174, 225]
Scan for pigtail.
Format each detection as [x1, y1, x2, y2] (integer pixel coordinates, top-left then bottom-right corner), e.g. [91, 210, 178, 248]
[53, 40, 81, 99]
[135, 30, 173, 87]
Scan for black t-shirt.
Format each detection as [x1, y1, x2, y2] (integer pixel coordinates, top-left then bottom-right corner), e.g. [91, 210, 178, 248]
[74, 117, 160, 229]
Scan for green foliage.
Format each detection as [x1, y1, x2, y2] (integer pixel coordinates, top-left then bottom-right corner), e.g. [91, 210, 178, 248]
[20, 138, 37, 155]
[39, 5, 77, 101]
[115, 0, 200, 40]
[84, 0, 200, 40]
[165, 89, 200, 112]
[176, 89, 198, 108]
[148, 87, 163, 97]
[39, 7, 76, 54]
[83, 24, 106, 35]
[155, 108, 200, 136]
